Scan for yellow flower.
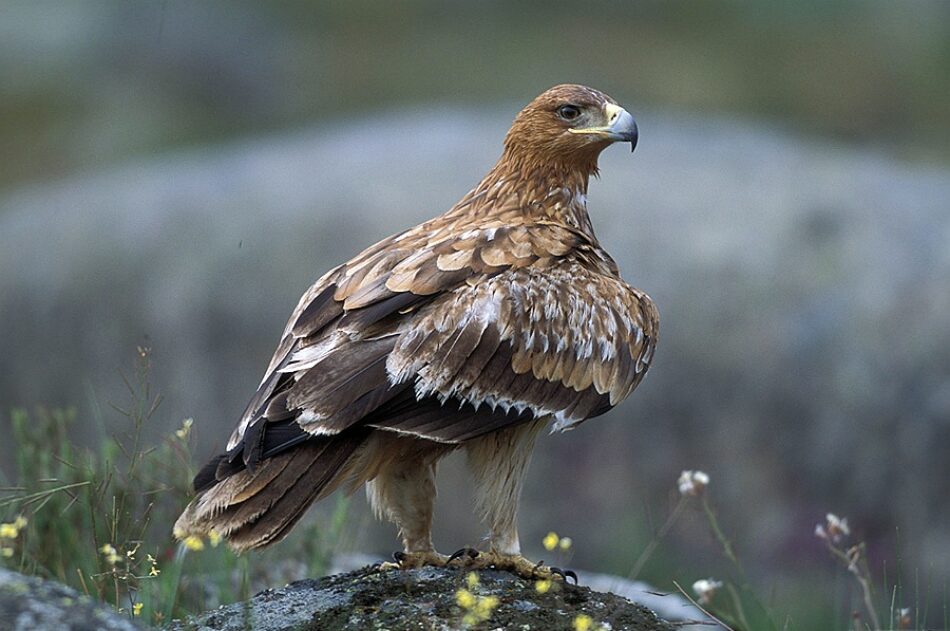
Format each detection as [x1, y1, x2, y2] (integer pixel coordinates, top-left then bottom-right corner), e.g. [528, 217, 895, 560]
[0, 523, 18, 539]
[100, 543, 122, 565]
[465, 571, 479, 589]
[559, 536, 573, 551]
[1, 546, 13, 558]
[573, 613, 594, 631]
[208, 529, 222, 547]
[182, 535, 205, 551]
[13, 516, 27, 530]
[542, 531, 559, 551]
[132, 603, 143, 617]
[149, 565, 161, 577]
[535, 578, 552, 594]
[456, 588, 476, 609]
[474, 595, 499, 618]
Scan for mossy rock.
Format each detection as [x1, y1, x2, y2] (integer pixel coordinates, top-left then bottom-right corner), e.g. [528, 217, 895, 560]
[171, 566, 677, 630]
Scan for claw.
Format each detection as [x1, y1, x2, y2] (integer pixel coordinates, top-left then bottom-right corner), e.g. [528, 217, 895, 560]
[447, 547, 480, 564]
[393, 551, 406, 562]
[549, 566, 579, 584]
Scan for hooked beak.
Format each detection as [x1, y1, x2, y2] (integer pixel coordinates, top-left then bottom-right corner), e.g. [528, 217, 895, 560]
[569, 102, 639, 152]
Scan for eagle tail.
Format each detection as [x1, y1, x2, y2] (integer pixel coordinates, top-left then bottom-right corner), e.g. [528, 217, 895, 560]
[173, 432, 366, 551]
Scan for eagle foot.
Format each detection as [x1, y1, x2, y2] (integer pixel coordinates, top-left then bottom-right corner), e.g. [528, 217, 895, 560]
[381, 550, 449, 571]
[448, 550, 577, 583]
[447, 546, 480, 564]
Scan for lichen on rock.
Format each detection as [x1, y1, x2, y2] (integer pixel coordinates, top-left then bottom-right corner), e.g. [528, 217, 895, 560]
[171, 566, 678, 631]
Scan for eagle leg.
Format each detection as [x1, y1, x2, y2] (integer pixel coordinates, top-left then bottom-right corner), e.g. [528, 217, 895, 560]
[365, 443, 444, 556]
[466, 418, 548, 558]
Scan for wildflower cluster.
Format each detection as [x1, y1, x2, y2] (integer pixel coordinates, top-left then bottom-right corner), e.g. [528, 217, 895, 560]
[815, 512, 892, 630]
[677, 470, 709, 496]
[179, 528, 222, 552]
[813, 512, 849, 544]
[542, 531, 573, 552]
[455, 572, 500, 627]
[100, 541, 161, 578]
[691, 578, 723, 605]
[0, 515, 27, 558]
[100, 543, 123, 565]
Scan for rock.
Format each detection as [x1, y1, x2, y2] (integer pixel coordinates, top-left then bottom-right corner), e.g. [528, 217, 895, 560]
[0, 567, 141, 631]
[328, 553, 714, 629]
[169, 566, 679, 631]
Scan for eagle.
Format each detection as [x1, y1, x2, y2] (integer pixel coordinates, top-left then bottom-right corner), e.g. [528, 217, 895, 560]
[174, 84, 658, 578]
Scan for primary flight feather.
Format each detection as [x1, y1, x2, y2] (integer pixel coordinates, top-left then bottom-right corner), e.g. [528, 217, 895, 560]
[175, 84, 658, 575]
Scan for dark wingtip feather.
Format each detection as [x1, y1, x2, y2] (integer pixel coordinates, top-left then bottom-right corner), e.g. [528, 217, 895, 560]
[193, 454, 228, 493]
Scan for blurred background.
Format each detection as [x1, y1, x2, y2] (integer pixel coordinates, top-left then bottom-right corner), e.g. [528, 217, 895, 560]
[2, 0, 948, 627]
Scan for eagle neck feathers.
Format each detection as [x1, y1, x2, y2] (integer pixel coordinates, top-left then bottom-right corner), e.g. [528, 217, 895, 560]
[447, 152, 601, 244]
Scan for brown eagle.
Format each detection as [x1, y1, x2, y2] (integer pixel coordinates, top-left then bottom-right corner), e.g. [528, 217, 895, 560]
[174, 84, 657, 578]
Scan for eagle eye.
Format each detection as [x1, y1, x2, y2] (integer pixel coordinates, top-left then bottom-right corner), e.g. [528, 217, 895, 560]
[556, 104, 582, 122]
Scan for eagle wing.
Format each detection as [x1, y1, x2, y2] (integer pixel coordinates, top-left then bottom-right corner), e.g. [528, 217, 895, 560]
[208, 219, 656, 489]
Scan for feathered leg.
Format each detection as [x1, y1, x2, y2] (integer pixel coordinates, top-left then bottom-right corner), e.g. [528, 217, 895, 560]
[366, 444, 448, 567]
[462, 418, 558, 578]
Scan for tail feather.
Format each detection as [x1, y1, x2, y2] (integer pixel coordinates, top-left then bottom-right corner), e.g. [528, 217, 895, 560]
[227, 438, 357, 549]
[174, 431, 367, 551]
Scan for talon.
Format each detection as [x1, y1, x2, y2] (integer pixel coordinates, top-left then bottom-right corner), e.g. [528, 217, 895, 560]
[393, 551, 406, 562]
[448, 547, 480, 564]
[546, 566, 579, 584]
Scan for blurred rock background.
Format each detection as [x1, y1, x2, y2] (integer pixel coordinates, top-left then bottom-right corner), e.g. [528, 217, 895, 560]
[1, 0, 948, 624]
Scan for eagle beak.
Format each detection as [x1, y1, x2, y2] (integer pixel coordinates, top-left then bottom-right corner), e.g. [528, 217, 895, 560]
[569, 103, 639, 152]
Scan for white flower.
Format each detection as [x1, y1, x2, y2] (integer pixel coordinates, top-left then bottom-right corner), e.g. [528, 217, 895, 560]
[678, 470, 710, 496]
[692, 578, 723, 605]
[896, 607, 912, 628]
[815, 513, 850, 543]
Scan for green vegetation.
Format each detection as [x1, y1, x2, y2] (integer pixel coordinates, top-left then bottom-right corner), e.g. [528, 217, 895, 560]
[0, 348, 350, 626]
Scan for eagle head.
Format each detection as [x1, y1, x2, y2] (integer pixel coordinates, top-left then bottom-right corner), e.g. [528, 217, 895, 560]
[503, 84, 638, 174]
